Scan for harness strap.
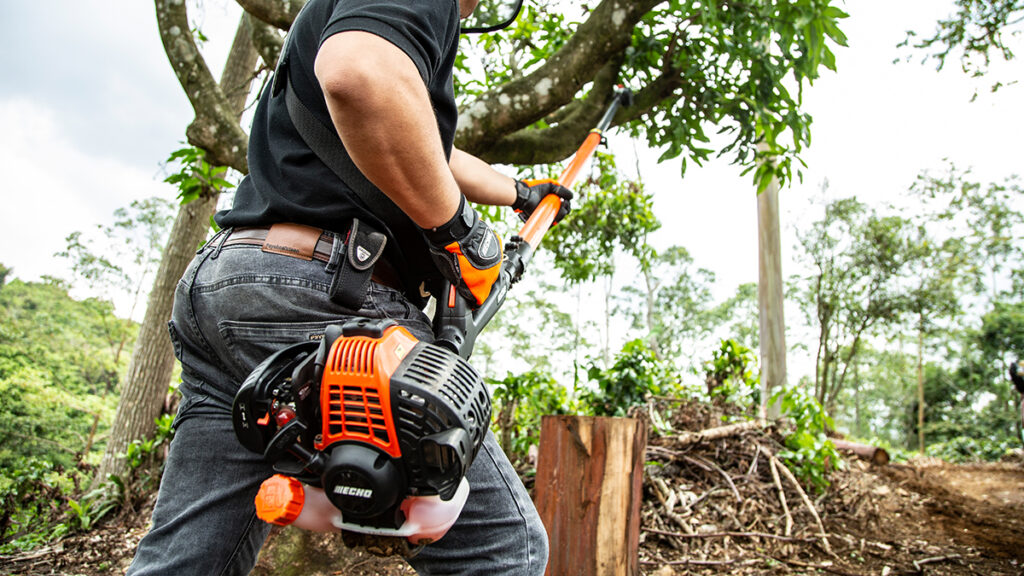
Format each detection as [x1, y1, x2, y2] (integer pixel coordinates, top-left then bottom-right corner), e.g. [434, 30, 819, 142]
[283, 77, 409, 227]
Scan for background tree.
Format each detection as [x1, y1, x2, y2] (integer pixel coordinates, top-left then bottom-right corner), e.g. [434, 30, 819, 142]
[903, 230, 971, 452]
[55, 197, 176, 364]
[547, 154, 661, 366]
[912, 166, 1024, 305]
[619, 245, 717, 371]
[94, 10, 260, 488]
[714, 282, 761, 351]
[794, 196, 915, 414]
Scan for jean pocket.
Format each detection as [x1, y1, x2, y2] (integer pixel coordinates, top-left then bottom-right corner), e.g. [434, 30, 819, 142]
[218, 320, 341, 381]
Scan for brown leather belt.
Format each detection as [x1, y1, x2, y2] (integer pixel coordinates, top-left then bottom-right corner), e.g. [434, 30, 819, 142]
[221, 223, 402, 290]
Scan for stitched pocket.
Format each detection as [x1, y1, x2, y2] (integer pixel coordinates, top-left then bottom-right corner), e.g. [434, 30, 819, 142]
[218, 320, 343, 381]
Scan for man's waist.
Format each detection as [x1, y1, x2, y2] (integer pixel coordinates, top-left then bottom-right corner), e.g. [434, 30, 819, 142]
[221, 223, 402, 291]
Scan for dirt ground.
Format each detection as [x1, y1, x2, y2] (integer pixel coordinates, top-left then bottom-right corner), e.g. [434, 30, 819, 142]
[2, 404, 1023, 575]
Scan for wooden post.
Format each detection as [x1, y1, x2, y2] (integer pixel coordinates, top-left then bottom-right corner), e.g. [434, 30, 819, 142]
[533, 415, 647, 576]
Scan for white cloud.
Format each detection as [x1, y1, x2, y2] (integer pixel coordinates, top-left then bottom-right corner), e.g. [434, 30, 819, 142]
[0, 98, 177, 285]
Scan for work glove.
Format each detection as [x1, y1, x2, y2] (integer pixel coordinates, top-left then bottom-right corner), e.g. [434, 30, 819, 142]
[512, 179, 574, 224]
[422, 196, 503, 306]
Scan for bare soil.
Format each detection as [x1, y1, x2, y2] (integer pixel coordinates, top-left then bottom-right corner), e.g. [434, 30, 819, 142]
[2, 401, 1022, 575]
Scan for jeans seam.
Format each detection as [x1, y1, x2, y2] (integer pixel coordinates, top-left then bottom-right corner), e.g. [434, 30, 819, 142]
[183, 248, 223, 374]
[218, 509, 261, 576]
[481, 440, 537, 572]
[191, 272, 331, 295]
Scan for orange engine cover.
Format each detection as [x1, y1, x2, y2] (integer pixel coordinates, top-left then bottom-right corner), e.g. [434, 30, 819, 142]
[315, 325, 418, 458]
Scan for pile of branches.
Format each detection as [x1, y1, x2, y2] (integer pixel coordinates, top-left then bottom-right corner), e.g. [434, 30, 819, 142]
[638, 399, 836, 574]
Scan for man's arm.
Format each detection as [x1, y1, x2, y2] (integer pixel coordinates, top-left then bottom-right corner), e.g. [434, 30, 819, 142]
[449, 148, 517, 206]
[315, 31, 460, 229]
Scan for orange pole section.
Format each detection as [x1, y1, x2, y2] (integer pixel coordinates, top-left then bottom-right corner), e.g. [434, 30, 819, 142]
[517, 130, 603, 249]
[557, 130, 603, 189]
[519, 194, 561, 248]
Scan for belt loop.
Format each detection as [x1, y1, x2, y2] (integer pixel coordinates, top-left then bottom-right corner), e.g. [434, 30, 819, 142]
[324, 230, 345, 274]
[209, 227, 232, 260]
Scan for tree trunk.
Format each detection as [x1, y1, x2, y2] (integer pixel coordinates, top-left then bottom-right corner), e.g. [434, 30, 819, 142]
[853, 363, 862, 438]
[93, 11, 260, 488]
[534, 415, 647, 576]
[917, 327, 926, 454]
[757, 147, 786, 420]
[832, 439, 890, 466]
[95, 194, 219, 484]
[642, 269, 662, 361]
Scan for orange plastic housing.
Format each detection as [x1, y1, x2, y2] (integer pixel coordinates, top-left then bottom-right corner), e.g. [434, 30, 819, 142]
[314, 325, 417, 458]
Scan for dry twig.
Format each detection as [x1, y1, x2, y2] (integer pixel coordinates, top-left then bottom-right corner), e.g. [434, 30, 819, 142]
[766, 447, 793, 536]
[672, 420, 764, 448]
[768, 450, 833, 556]
[643, 526, 818, 543]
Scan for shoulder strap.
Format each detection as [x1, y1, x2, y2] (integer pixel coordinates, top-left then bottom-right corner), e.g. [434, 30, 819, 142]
[283, 76, 409, 226]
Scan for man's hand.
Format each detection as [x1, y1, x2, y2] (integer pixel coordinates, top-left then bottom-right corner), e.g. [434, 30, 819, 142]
[423, 196, 503, 306]
[512, 179, 574, 224]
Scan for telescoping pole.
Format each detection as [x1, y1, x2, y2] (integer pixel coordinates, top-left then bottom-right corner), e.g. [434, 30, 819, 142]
[434, 86, 632, 358]
[517, 86, 632, 250]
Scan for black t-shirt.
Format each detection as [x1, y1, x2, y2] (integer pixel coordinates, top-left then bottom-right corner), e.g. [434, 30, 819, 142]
[216, 0, 461, 295]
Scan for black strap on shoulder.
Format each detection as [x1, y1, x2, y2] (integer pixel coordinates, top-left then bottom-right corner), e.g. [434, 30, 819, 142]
[283, 76, 409, 226]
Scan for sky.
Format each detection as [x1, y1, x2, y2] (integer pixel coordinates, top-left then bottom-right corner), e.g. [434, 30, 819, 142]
[1, 1, 1021, 381]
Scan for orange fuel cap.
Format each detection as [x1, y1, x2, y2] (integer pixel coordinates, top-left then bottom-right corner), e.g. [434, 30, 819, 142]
[255, 474, 305, 525]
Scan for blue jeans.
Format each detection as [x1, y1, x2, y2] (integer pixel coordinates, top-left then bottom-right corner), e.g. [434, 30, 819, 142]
[127, 232, 548, 575]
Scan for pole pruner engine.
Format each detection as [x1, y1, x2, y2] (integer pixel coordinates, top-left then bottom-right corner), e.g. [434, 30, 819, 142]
[232, 318, 491, 544]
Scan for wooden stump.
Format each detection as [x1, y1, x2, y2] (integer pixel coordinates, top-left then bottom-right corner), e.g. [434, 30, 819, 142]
[533, 415, 648, 576]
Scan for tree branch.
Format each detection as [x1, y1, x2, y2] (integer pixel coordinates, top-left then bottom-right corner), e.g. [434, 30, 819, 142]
[249, 16, 285, 70]
[155, 0, 252, 172]
[455, 0, 662, 157]
[235, 0, 306, 31]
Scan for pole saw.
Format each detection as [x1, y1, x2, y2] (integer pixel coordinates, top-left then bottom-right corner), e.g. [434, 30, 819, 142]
[231, 86, 633, 546]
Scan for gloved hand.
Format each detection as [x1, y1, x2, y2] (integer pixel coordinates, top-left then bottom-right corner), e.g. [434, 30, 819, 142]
[512, 179, 574, 224]
[422, 196, 503, 306]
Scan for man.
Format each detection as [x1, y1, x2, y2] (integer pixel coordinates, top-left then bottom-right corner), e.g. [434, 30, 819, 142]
[127, 0, 570, 574]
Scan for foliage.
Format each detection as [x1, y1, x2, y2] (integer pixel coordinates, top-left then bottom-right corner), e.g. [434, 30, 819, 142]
[704, 339, 760, 408]
[0, 277, 128, 469]
[921, 302, 1024, 448]
[0, 271, 140, 551]
[792, 195, 917, 413]
[902, 0, 1023, 95]
[105, 413, 176, 511]
[490, 371, 572, 463]
[163, 145, 236, 204]
[925, 435, 1019, 462]
[0, 458, 70, 553]
[619, 245, 718, 370]
[546, 154, 660, 284]
[772, 384, 841, 492]
[457, 0, 848, 190]
[582, 339, 676, 417]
